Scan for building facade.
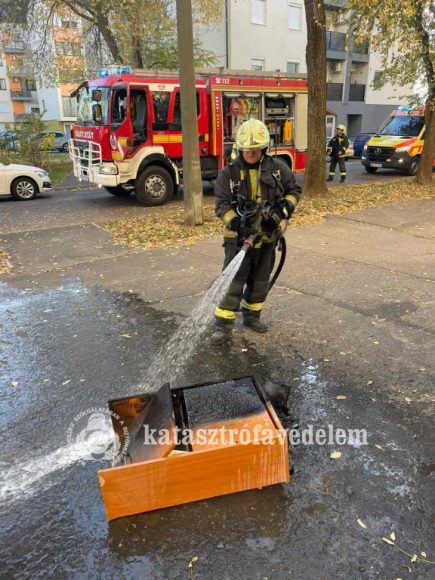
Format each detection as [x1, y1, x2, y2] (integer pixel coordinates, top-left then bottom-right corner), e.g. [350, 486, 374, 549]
[0, 9, 83, 133]
[0, 38, 39, 129]
[197, 0, 411, 137]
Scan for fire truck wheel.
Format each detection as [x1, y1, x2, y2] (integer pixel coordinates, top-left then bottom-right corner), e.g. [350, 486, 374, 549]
[135, 166, 173, 206]
[104, 186, 131, 197]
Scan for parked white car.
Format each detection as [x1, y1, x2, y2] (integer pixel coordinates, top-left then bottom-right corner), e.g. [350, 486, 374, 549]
[0, 163, 52, 200]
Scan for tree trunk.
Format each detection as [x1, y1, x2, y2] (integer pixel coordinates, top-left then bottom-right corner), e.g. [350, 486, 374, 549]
[303, 0, 328, 196]
[97, 12, 123, 64]
[176, 0, 204, 226]
[416, 102, 434, 185]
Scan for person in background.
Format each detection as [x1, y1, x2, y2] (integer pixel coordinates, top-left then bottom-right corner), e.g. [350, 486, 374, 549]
[327, 124, 349, 182]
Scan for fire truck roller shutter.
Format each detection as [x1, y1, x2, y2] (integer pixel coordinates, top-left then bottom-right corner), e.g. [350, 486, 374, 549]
[294, 93, 308, 151]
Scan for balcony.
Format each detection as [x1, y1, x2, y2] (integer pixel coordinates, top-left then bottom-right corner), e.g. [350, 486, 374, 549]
[3, 41, 26, 53]
[327, 82, 343, 101]
[352, 40, 370, 63]
[11, 89, 32, 101]
[349, 84, 366, 101]
[326, 31, 347, 61]
[7, 66, 32, 78]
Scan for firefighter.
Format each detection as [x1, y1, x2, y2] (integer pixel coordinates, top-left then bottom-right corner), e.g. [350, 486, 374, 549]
[210, 118, 302, 346]
[326, 124, 349, 182]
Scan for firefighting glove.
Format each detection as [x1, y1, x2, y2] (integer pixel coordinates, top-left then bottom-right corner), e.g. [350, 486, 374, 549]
[227, 216, 241, 232]
[261, 211, 281, 233]
[279, 198, 296, 220]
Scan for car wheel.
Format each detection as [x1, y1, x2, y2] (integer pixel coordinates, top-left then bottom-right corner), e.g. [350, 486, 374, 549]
[104, 186, 131, 197]
[406, 158, 419, 176]
[62, 142, 69, 152]
[11, 177, 38, 200]
[135, 166, 173, 206]
[365, 166, 378, 174]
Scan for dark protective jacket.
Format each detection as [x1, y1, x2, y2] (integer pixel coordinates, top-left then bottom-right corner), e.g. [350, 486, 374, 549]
[214, 155, 302, 244]
[327, 134, 349, 159]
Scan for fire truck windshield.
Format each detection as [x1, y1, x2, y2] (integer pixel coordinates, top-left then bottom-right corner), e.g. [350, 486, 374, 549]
[77, 86, 111, 126]
[378, 115, 424, 137]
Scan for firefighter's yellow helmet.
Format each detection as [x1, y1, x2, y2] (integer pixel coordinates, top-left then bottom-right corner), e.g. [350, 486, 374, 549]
[337, 124, 346, 132]
[236, 118, 270, 151]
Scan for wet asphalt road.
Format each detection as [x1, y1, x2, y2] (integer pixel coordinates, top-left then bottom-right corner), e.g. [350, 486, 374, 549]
[0, 173, 434, 578]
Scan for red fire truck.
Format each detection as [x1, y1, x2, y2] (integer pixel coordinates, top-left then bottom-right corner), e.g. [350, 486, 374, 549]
[69, 66, 308, 205]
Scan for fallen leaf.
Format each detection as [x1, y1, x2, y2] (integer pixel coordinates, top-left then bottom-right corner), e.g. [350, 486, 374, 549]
[10, 380, 18, 387]
[390, 532, 396, 541]
[241, 348, 248, 352]
[357, 518, 367, 529]
[410, 554, 417, 563]
[383, 537, 395, 545]
[188, 556, 198, 568]
[121, 333, 131, 338]
[62, 380, 71, 385]
[405, 397, 412, 403]
[375, 444, 383, 450]
[330, 451, 342, 459]
[373, 341, 379, 345]
[336, 395, 347, 400]
[367, 380, 373, 386]
[421, 551, 427, 558]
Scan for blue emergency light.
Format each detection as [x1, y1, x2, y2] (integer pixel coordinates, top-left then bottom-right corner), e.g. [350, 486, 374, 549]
[97, 66, 132, 77]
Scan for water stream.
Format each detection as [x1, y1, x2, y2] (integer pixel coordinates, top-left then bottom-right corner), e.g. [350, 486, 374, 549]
[0, 248, 248, 501]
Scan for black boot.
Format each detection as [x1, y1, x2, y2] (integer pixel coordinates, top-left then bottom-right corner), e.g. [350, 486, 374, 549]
[210, 326, 233, 346]
[340, 175, 346, 183]
[243, 313, 268, 333]
[327, 176, 334, 182]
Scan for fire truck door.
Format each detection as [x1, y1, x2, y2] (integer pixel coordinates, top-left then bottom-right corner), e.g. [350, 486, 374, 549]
[109, 84, 134, 161]
[130, 87, 150, 147]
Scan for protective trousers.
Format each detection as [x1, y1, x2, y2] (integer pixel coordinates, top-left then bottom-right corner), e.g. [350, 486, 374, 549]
[329, 156, 346, 178]
[215, 240, 275, 329]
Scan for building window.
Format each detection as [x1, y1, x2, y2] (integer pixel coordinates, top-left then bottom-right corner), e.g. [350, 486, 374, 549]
[0, 78, 6, 90]
[287, 61, 299, 73]
[252, 0, 266, 25]
[373, 70, 384, 85]
[26, 79, 36, 91]
[251, 58, 265, 71]
[56, 42, 82, 56]
[61, 19, 78, 29]
[31, 107, 40, 114]
[326, 115, 335, 139]
[62, 96, 78, 117]
[288, 3, 302, 29]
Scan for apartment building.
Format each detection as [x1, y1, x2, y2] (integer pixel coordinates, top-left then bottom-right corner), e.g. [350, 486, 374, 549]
[0, 38, 39, 129]
[34, 11, 83, 135]
[0, 9, 83, 133]
[198, 0, 410, 137]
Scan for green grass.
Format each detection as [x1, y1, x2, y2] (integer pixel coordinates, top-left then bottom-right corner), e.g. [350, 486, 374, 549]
[48, 161, 72, 186]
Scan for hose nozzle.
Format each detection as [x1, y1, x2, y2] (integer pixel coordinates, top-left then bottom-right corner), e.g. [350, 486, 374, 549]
[241, 233, 261, 252]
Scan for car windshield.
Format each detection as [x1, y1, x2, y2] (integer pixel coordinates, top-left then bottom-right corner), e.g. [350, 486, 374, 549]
[76, 86, 111, 126]
[378, 115, 424, 137]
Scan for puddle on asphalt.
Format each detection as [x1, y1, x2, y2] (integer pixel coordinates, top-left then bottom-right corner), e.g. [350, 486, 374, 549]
[1, 278, 432, 577]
